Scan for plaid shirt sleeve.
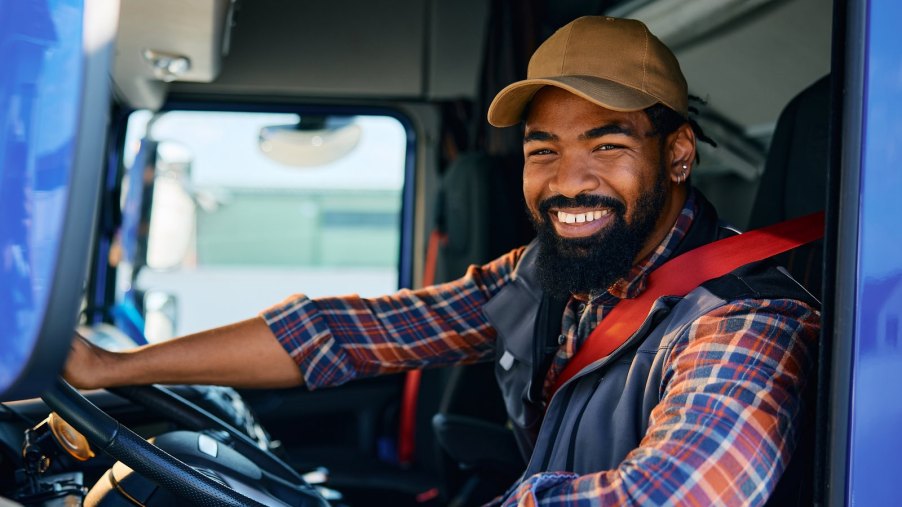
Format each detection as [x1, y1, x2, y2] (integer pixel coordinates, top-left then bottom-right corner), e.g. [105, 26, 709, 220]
[501, 297, 820, 507]
[260, 248, 524, 389]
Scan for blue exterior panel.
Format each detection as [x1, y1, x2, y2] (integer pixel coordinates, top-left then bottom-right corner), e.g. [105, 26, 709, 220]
[848, 0, 902, 504]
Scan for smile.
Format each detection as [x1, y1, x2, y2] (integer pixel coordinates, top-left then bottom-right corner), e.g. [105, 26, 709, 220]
[548, 207, 615, 238]
[556, 209, 611, 224]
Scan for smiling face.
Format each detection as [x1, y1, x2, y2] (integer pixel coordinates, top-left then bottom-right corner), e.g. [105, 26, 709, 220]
[522, 87, 696, 297]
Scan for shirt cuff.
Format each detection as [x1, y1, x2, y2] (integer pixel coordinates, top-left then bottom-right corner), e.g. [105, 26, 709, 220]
[260, 294, 358, 389]
[501, 472, 579, 506]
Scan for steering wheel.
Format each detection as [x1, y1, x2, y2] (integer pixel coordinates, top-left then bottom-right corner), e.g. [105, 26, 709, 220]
[41, 378, 328, 506]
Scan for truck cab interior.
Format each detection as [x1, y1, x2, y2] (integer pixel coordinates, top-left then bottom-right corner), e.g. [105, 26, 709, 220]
[3, 0, 899, 505]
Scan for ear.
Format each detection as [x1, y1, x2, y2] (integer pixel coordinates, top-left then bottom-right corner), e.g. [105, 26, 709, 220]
[665, 123, 697, 185]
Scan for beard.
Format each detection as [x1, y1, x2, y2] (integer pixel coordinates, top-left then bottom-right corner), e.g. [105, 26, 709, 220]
[529, 166, 669, 299]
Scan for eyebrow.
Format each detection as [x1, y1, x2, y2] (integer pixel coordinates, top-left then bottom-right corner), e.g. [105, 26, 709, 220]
[579, 123, 637, 140]
[523, 130, 557, 143]
[523, 123, 638, 144]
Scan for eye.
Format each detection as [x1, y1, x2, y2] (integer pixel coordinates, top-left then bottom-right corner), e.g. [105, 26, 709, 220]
[593, 143, 621, 152]
[527, 148, 555, 157]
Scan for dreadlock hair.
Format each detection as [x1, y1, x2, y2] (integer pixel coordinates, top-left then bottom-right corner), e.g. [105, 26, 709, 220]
[644, 96, 717, 163]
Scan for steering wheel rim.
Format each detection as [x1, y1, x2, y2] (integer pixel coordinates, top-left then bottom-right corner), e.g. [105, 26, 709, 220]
[42, 378, 270, 507]
[108, 383, 307, 485]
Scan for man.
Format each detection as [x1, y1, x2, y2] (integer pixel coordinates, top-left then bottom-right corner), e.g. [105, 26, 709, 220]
[65, 17, 820, 506]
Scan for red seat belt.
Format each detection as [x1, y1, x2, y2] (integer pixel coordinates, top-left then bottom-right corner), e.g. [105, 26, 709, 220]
[398, 229, 447, 465]
[551, 211, 825, 396]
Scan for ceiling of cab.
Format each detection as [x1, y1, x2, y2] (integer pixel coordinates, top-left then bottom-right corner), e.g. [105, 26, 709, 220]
[117, 0, 490, 108]
[646, 0, 832, 135]
[114, 0, 832, 141]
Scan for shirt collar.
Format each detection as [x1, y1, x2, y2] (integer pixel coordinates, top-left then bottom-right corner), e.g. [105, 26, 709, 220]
[591, 189, 699, 301]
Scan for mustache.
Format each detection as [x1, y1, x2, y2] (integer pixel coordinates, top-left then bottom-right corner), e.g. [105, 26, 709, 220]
[537, 194, 626, 216]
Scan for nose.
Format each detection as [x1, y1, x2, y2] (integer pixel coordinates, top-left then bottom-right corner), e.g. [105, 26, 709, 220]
[548, 154, 600, 198]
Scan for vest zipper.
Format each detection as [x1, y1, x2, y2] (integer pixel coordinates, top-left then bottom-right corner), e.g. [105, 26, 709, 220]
[565, 374, 605, 471]
[538, 382, 575, 472]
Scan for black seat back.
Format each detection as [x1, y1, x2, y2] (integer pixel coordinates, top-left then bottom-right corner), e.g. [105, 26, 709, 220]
[749, 74, 830, 297]
[434, 152, 533, 283]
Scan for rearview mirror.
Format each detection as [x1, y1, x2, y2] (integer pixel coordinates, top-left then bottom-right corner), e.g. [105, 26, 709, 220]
[258, 116, 362, 167]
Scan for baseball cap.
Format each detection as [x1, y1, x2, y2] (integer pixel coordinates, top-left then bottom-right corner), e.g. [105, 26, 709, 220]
[487, 16, 688, 127]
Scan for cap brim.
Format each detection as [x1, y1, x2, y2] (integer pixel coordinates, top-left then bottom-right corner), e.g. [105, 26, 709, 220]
[487, 75, 661, 127]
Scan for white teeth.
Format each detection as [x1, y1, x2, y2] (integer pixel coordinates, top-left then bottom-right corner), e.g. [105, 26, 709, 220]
[556, 209, 610, 224]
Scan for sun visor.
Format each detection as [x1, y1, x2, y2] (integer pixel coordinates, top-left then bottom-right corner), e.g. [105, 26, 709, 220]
[112, 0, 235, 110]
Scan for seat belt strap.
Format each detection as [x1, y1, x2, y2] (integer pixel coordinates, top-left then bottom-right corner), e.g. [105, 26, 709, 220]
[551, 211, 825, 396]
[397, 229, 447, 465]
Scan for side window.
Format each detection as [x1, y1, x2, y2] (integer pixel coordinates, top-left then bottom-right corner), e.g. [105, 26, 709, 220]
[119, 110, 409, 342]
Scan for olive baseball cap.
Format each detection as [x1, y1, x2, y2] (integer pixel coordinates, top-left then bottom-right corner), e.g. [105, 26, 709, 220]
[487, 16, 688, 127]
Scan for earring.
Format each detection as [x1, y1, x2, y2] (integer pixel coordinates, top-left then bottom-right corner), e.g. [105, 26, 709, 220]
[678, 164, 688, 184]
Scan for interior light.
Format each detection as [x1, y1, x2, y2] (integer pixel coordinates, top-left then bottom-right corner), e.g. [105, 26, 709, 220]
[142, 49, 192, 82]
